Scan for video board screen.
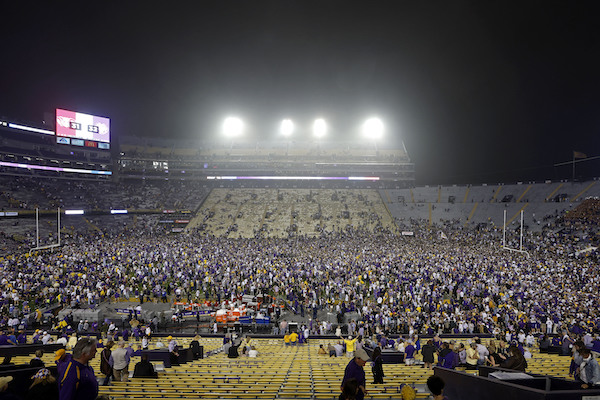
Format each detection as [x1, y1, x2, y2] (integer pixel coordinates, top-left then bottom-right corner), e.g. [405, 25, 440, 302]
[56, 108, 110, 143]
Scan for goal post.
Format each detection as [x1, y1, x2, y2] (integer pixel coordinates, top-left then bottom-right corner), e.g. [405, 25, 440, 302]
[29, 208, 62, 255]
[502, 209, 530, 257]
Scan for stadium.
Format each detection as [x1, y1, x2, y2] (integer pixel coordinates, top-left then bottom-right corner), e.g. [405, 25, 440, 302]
[1, 109, 599, 399]
[2, 2, 600, 400]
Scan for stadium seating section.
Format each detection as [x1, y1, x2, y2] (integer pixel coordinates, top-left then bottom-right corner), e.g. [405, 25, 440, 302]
[6, 336, 573, 400]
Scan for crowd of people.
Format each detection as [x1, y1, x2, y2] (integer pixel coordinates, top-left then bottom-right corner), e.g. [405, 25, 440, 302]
[335, 331, 599, 398]
[0, 188, 599, 398]
[0, 216, 599, 341]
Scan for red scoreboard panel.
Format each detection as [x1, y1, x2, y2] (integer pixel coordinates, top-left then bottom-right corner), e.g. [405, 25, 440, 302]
[56, 108, 110, 143]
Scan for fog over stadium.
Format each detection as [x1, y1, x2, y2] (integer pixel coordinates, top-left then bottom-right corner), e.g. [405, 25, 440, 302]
[1, 1, 599, 185]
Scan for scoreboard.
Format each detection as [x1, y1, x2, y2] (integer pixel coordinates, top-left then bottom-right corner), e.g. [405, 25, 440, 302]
[56, 108, 110, 143]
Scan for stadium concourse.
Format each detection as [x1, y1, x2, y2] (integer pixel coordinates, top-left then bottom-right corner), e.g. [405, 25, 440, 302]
[1, 178, 600, 399]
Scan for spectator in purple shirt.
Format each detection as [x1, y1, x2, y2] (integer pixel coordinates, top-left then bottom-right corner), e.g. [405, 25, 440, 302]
[404, 341, 416, 365]
[0, 331, 13, 346]
[54, 349, 72, 379]
[16, 331, 27, 344]
[341, 348, 370, 400]
[58, 337, 98, 400]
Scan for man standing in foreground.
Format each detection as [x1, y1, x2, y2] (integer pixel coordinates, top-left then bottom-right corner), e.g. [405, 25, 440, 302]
[341, 348, 370, 400]
[110, 341, 130, 382]
[59, 337, 98, 400]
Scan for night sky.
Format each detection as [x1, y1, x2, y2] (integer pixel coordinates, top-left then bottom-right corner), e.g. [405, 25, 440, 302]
[1, 1, 599, 185]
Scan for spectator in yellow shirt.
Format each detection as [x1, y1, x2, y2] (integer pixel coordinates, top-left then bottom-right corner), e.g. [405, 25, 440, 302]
[466, 343, 479, 369]
[289, 331, 299, 345]
[342, 335, 358, 358]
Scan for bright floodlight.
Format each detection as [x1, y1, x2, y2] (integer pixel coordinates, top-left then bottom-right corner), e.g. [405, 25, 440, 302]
[362, 117, 384, 139]
[313, 118, 327, 138]
[280, 119, 294, 137]
[222, 117, 244, 137]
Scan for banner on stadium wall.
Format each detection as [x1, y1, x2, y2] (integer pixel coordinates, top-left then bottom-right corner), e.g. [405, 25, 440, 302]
[401, 231, 414, 236]
[171, 228, 184, 233]
[180, 310, 212, 317]
[174, 302, 215, 309]
[175, 220, 190, 224]
[173, 302, 215, 308]
[238, 316, 270, 324]
[115, 309, 142, 315]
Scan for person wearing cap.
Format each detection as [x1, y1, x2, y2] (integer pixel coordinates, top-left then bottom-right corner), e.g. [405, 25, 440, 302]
[16, 330, 27, 345]
[27, 368, 58, 400]
[41, 331, 52, 345]
[465, 343, 479, 369]
[54, 349, 72, 379]
[167, 336, 178, 353]
[58, 337, 98, 400]
[341, 347, 370, 400]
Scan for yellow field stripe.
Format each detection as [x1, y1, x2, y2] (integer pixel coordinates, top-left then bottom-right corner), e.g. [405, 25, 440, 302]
[504, 203, 529, 228]
[465, 202, 479, 226]
[545, 183, 563, 201]
[491, 186, 502, 202]
[463, 186, 470, 203]
[516, 185, 532, 203]
[572, 181, 596, 202]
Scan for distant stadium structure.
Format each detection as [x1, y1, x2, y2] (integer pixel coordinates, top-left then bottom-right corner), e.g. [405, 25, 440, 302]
[2, 112, 600, 245]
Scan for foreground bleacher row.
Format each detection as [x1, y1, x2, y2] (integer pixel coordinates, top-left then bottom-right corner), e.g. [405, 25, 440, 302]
[7, 337, 573, 400]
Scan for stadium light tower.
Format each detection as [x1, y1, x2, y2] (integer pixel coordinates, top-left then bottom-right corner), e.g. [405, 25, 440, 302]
[280, 119, 294, 155]
[362, 117, 384, 140]
[222, 116, 244, 137]
[280, 119, 294, 137]
[312, 118, 327, 138]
